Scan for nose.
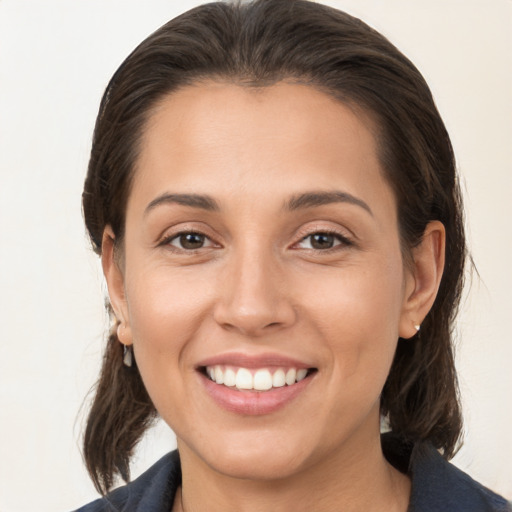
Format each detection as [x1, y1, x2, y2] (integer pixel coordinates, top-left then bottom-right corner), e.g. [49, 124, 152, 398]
[213, 246, 296, 337]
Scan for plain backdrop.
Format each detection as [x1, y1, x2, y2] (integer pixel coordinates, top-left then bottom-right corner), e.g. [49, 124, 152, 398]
[0, 1, 510, 510]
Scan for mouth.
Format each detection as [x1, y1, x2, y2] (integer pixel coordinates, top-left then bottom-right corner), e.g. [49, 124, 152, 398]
[196, 355, 318, 415]
[200, 365, 317, 392]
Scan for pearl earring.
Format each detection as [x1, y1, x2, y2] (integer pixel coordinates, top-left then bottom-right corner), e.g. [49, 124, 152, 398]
[123, 344, 133, 367]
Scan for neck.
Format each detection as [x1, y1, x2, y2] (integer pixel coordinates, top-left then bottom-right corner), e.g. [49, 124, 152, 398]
[173, 428, 410, 512]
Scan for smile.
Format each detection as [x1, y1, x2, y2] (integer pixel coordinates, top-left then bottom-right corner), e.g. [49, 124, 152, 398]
[196, 353, 317, 415]
[205, 365, 311, 391]
[198, 362, 316, 415]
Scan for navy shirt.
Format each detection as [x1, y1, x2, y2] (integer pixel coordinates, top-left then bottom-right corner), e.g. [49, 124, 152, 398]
[74, 435, 511, 511]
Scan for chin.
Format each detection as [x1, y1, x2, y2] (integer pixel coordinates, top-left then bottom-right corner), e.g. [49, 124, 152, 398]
[183, 429, 317, 481]
[209, 450, 308, 481]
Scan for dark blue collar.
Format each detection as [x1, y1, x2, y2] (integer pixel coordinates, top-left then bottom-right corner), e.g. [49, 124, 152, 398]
[76, 434, 510, 511]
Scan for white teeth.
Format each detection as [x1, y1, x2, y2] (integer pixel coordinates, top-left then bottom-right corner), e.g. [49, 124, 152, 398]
[235, 368, 253, 390]
[253, 369, 273, 391]
[285, 368, 296, 386]
[224, 367, 236, 387]
[272, 369, 286, 388]
[206, 365, 310, 391]
[296, 369, 308, 382]
[214, 366, 224, 385]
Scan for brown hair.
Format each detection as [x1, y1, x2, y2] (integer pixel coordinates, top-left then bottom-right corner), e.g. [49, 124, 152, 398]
[82, 0, 465, 494]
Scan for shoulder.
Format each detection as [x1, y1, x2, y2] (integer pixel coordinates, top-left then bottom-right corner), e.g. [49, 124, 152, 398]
[72, 450, 181, 512]
[408, 440, 511, 512]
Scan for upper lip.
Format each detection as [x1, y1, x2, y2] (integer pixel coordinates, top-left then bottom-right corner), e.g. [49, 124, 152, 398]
[196, 352, 315, 370]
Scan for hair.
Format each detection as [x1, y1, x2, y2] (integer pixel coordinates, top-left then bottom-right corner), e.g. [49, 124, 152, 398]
[82, 0, 465, 495]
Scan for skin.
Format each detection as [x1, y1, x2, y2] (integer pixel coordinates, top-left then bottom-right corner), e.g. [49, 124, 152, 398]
[102, 82, 445, 511]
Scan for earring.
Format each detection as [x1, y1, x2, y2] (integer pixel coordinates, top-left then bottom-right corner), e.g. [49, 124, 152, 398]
[123, 344, 133, 367]
[414, 324, 421, 332]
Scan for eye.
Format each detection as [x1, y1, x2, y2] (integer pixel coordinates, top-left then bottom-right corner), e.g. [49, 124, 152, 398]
[296, 232, 349, 250]
[167, 232, 214, 250]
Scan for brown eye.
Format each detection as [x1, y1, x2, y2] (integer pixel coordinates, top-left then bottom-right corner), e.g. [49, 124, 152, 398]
[295, 231, 350, 251]
[310, 233, 335, 249]
[169, 232, 212, 250]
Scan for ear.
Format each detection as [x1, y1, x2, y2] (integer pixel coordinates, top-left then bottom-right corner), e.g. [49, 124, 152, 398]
[399, 221, 445, 339]
[101, 226, 133, 346]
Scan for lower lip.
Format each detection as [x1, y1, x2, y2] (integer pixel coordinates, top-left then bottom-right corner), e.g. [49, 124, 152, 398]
[200, 372, 313, 416]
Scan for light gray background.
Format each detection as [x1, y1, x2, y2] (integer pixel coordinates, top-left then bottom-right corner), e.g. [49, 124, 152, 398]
[0, 1, 510, 510]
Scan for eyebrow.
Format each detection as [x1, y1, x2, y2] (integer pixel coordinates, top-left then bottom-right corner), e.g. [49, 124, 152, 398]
[285, 191, 373, 216]
[144, 193, 220, 216]
[144, 190, 372, 217]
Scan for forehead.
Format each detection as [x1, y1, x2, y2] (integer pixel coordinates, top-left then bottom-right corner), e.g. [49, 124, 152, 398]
[130, 81, 394, 219]
[141, 81, 378, 160]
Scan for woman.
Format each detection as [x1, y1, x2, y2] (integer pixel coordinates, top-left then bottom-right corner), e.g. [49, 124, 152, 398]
[76, 0, 510, 510]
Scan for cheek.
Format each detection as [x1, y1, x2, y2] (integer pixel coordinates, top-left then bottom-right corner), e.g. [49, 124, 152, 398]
[122, 267, 219, 420]
[125, 266, 215, 364]
[302, 256, 405, 378]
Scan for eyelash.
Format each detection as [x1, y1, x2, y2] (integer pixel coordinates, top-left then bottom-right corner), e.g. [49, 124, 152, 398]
[160, 231, 217, 252]
[160, 229, 353, 253]
[293, 230, 353, 251]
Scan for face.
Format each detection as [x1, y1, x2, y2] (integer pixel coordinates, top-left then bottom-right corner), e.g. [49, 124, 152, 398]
[107, 82, 422, 481]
